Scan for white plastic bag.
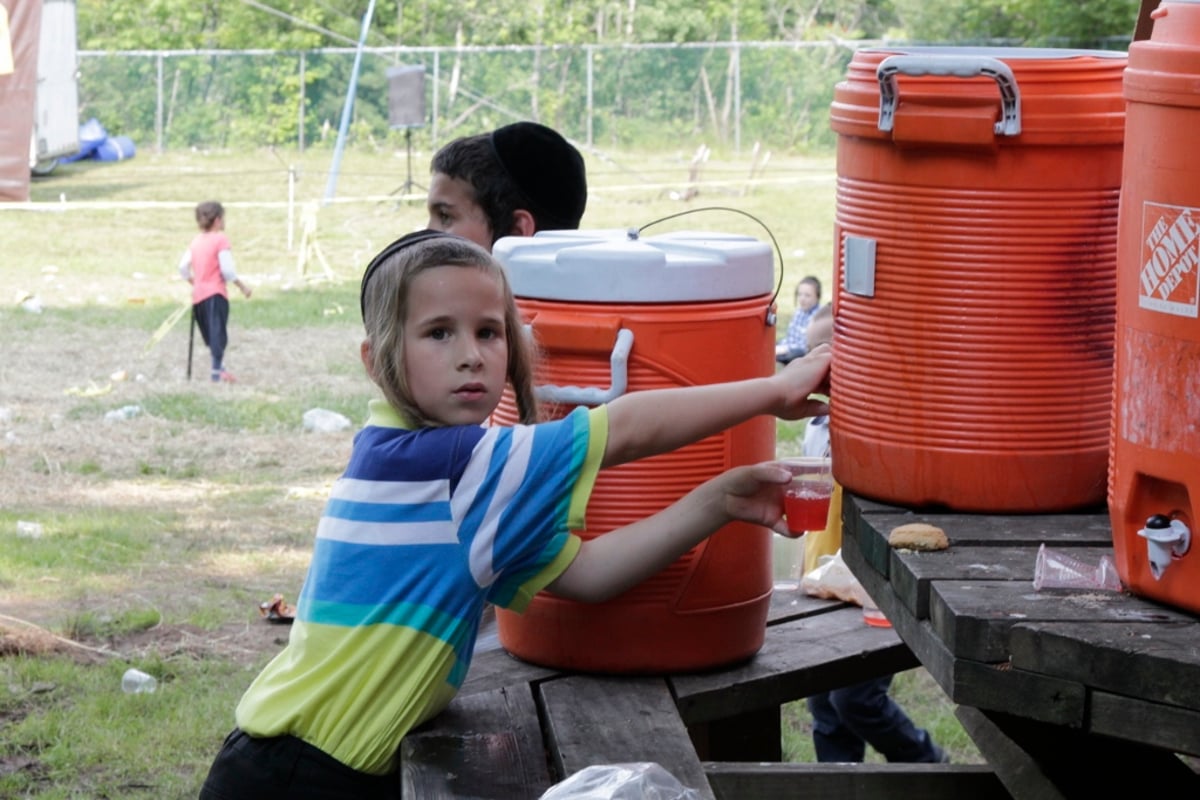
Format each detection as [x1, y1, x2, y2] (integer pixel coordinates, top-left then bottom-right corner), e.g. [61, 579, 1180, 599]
[538, 763, 701, 800]
[301, 407, 352, 433]
[799, 549, 870, 607]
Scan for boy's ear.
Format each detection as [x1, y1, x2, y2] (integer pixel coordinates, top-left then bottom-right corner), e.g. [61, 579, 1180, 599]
[360, 339, 376, 379]
[509, 209, 537, 237]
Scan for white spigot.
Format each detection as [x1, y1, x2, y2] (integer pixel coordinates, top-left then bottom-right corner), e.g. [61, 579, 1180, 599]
[1137, 515, 1191, 581]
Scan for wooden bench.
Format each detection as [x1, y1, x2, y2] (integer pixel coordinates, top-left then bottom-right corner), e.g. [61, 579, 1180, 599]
[401, 588, 1012, 799]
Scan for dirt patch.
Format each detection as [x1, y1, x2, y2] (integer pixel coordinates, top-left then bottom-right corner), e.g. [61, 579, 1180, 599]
[1, 304, 365, 669]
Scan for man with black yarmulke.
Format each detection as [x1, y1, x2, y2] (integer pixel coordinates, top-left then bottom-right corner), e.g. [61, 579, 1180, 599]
[426, 121, 587, 250]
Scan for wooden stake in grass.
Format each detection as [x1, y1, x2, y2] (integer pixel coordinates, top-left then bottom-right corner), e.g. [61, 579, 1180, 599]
[0, 613, 115, 659]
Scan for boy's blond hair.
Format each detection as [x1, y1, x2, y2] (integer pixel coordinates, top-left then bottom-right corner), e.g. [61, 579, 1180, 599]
[360, 232, 538, 427]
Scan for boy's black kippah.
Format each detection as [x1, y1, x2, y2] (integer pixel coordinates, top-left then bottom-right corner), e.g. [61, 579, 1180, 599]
[359, 229, 456, 319]
[489, 122, 587, 230]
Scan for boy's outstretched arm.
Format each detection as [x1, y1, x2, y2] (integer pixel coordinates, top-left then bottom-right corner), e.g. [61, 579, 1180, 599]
[547, 462, 793, 603]
[601, 344, 831, 469]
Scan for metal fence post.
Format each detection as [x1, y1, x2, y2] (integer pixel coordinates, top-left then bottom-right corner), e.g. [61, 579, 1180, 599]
[155, 53, 164, 154]
[432, 50, 440, 149]
[298, 51, 306, 152]
[733, 42, 741, 154]
[586, 46, 594, 148]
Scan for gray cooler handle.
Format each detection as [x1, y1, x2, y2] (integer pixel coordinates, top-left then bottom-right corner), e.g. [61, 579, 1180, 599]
[530, 326, 635, 406]
[877, 54, 1022, 136]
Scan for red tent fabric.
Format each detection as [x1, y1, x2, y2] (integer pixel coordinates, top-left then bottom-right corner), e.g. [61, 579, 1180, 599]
[0, 0, 40, 201]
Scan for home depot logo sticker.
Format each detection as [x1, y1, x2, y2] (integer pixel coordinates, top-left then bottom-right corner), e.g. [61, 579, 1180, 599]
[1140, 202, 1200, 318]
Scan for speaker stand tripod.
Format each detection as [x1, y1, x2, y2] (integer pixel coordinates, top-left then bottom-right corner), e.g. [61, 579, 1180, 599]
[391, 127, 425, 199]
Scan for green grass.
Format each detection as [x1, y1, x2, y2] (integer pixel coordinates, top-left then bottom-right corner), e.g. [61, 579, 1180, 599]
[1, 655, 260, 800]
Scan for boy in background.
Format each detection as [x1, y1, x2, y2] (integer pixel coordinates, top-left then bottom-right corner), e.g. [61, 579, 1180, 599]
[426, 121, 587, 250]
[800, 303, 947, 764]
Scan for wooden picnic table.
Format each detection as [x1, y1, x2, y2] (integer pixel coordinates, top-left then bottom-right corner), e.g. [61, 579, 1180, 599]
[401, 577, 1012, 799]
[840, 493, 1200, 799]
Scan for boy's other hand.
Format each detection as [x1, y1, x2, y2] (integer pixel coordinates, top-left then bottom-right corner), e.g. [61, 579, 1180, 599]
[774, 343, 831, 420]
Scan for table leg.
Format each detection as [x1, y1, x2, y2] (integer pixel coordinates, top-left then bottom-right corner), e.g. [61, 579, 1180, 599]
[957, 706, 1200, 798]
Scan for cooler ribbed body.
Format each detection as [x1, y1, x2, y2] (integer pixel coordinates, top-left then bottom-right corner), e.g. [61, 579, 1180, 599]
[830, 47, 1125, 512]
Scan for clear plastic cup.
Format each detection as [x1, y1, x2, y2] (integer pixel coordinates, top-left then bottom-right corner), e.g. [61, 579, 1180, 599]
[778, 456, 834, 538]
[121, 668, 157, 694]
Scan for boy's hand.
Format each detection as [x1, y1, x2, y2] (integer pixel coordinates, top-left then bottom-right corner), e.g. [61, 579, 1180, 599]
[774, 343, 831, 420]
[718, 462, 794, 535]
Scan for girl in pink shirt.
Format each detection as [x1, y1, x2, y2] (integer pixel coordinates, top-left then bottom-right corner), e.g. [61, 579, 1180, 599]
[179, 201, 252, 382]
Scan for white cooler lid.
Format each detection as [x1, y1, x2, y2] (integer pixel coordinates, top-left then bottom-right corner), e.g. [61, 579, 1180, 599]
[493, 228, 775, 302]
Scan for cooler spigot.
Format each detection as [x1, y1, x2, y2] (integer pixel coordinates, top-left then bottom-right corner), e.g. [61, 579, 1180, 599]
[1137, 514, 1191, 580]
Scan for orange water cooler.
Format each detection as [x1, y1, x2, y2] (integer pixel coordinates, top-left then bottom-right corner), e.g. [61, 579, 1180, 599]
[491, 229, 778, 672]
[828, 47, 1127, 512]
[1110, 2, 1200, 612]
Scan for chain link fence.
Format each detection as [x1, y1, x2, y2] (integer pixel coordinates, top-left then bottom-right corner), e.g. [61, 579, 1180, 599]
[77, 37, 1130, 157]
[75, 41, 884, 156]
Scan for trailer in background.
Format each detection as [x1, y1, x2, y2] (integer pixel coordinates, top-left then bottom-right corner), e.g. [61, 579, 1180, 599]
[29, 0, 79, 175]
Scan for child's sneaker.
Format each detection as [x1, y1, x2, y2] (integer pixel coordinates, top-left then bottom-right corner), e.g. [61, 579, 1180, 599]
[212, 369, 237, 383]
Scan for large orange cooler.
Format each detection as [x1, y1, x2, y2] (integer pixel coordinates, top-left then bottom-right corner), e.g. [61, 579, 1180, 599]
[829, 47, 1127, 512]
[1110, 1, 1200, 612]
[491, 229, 777, 673]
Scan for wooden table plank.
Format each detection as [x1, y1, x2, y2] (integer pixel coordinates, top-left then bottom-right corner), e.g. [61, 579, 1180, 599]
[953, 659, 1085, 727]
[766, 586, 853, 624]
[1007, 620, 1200, 707]
[461, 588, 838, 699]
[847, 500, 1112, 548]
[540, 675, 717, 800]
[704, 761, 1013, 800]
[889, 545, 1117, 620]
[929, 580, 1192, 663]
[1090, 690, 1200, 757]
[461, 644, 560, 696]
[843, 496, 1112, 581]
[671, 605, 916, 724]
[400, 683, 553, 799]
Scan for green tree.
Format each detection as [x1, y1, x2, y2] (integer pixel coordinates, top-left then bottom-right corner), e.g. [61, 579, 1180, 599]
[892, 0, 1139, 45]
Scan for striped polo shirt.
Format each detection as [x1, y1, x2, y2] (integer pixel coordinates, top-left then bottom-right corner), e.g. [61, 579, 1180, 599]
[235, 400, 607, 774]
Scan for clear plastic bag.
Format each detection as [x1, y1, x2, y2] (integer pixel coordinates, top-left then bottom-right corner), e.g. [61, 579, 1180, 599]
[538, 763, 701, 800]
[799, 549, 870, 607]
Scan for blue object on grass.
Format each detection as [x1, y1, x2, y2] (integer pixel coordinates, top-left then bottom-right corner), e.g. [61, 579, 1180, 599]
[94, 135, 136, 162]
[62, 117, 108, 162]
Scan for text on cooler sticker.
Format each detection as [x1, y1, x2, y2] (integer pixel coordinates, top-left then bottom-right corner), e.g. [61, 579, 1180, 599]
[1140, 203, 1200, 317]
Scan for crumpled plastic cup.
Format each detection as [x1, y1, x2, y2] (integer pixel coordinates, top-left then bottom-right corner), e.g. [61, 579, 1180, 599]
[1032, 544, 1122, 592]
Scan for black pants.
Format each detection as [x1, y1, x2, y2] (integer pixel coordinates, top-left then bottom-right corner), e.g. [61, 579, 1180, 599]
[199, 729, 399, 800]
[194, 294, 230, 373]
[807, 676, 945, 763]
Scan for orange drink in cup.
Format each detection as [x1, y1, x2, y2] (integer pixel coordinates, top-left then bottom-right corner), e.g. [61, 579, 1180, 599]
[779, 456, 833, 537]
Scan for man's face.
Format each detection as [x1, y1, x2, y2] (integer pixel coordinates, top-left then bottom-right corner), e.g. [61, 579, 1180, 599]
[426, 173, 494, 250]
